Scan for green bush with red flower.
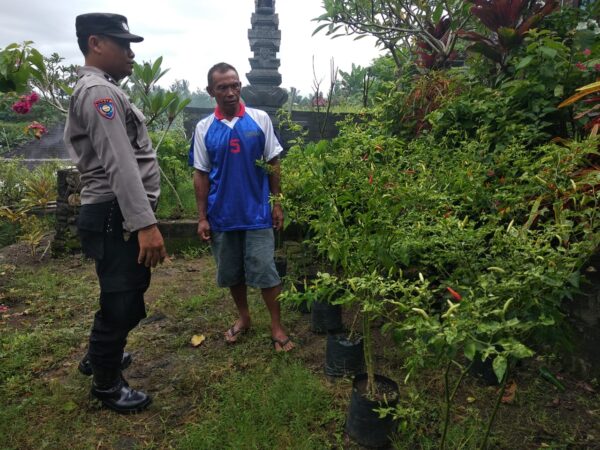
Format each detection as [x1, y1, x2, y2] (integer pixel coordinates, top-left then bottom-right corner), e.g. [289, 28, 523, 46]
[281, 107, 599, 445]
[281, 4, 600, 446]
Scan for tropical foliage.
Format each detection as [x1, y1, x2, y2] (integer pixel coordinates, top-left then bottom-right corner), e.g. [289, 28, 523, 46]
[279, 1, 600, 446]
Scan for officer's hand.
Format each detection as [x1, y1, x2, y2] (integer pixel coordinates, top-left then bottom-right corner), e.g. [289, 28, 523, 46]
[197, 219, 211, 241]
[137, 225, 167, 268]
[272, 204, 283, 231]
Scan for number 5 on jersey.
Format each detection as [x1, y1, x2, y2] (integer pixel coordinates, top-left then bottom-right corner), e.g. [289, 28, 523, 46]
[229, 138, 240, 154]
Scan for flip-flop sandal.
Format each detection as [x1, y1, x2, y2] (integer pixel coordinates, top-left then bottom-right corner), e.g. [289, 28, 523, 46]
[224, 325, 249, 344]
[271, 336, 295, 353]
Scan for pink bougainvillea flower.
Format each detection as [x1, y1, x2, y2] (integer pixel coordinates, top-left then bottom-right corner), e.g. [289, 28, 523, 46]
[26, 121, 48, 139]
[27, 92, 39, 103]
[575, 62, 587, 71]
[595, 64, 600, 72]
[583, 48, 592, 57]
[446, 287, 462, 301]
[10, 92, 39, 114]
[11, 100, 31, 114]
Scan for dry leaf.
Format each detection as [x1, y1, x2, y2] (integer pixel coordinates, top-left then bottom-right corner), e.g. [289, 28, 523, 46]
[190, 334, 206, 347]
[577, 381, 596, 394]
[501, 380, 517, 404]
[466, 396, 476, 403]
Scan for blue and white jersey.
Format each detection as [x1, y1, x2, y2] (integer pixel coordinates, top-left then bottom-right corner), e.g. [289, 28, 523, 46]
[189, 104, 283, 231]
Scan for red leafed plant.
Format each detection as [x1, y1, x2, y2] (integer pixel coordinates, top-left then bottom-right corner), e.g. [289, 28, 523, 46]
[558, 81, 600, 137]
[459, 0, 558, 69]
[415, 17, 458, 70]
[402, 71, 461, 136]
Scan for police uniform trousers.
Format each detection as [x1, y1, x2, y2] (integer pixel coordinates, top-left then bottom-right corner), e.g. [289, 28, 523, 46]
[77, 199, 150, 370]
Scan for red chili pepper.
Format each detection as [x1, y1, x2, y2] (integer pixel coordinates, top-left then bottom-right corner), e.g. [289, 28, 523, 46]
[368, 173, 373, 185]
[446, 287, 462, 301]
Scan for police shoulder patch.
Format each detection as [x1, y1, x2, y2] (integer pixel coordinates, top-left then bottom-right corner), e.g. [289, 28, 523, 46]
[94, 98, 115, 120]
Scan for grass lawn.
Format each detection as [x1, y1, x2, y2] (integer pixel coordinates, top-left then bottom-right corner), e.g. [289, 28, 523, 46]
[0, 241, 599, 449]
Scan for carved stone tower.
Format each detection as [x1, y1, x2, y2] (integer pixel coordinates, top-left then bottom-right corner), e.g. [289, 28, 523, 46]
[241, 0, 288, 116]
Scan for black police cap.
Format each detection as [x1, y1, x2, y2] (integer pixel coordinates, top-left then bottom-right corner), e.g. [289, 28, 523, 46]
[75, 13, 144, 42]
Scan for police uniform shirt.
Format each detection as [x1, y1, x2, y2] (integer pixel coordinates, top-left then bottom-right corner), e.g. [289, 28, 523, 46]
[64, 66, 159, 232]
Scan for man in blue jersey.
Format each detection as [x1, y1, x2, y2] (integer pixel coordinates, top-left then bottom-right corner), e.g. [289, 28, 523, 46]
[190, 62, 294, 352]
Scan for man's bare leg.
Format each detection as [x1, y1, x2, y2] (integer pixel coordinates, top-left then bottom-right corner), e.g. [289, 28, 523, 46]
[262, 284, 295, 352]
[224, 282, 251, 343]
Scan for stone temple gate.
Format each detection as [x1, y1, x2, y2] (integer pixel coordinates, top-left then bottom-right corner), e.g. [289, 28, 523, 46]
[241, 0, 288, 116]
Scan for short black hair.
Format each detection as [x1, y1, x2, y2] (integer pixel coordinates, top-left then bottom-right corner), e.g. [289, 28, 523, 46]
[77, 35, 109, 56]
[207, 62, 238, 88]
[78, 37, 90, 55]
[77, 35, 129, 56]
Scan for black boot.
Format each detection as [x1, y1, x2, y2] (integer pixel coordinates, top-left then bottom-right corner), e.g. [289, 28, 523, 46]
[79, 352, 132, 376]
[91, 366, 151, 414]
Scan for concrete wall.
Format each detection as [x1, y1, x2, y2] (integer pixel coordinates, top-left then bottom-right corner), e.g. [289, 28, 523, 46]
[7, 107, 350, 168]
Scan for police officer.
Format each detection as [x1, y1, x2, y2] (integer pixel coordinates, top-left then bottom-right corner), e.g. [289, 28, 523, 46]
[64, 13, 168, 414]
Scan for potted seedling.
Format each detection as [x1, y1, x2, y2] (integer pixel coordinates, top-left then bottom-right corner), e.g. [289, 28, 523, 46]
[310, 272, 344, 334]
[341, 272, 404, 448]
[325, 312, 364, 378]
[320, 278, 364, 377]
[286, 241, 319, 313]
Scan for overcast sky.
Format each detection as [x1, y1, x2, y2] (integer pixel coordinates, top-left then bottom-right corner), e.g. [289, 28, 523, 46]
[0, 0, 385, 97]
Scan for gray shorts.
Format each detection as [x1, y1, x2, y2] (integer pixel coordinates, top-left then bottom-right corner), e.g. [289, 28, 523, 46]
[210, 228, 281, 289]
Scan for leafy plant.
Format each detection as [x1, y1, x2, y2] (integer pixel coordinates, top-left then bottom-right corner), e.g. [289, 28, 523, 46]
[127, 58, 191, 217]
[28, 52, 77, 114]
[415, 17, 459, 70]
[0, 206, 49, 256]
[0, 41, 42, 94]
[459, 0, 559, 73]
[559, 80, 600, 136]
[282, 100, 599, 446]
[0, 162, 59, 251]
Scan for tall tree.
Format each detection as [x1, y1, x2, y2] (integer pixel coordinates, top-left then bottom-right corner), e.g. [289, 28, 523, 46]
[189, 88, 215, 108]
[169, 79, 191, 98]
